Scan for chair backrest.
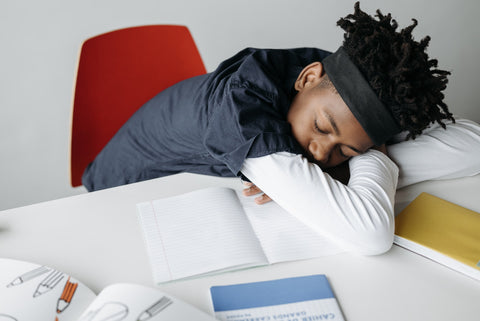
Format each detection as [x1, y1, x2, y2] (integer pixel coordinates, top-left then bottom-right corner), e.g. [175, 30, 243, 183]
[70, 25, 207, 187]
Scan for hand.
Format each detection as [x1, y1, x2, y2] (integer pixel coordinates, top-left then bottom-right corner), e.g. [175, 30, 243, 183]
[242, 181, 272, 205]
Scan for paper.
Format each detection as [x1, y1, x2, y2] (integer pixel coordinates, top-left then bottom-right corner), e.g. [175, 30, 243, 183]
[238, 190, 343, 262]
[137, 187, 344, 284]
[137, 187, 267, 283]
[78, 283, 216, 321]
[0, 258, 217, 320]
[0, 258, 95, 321]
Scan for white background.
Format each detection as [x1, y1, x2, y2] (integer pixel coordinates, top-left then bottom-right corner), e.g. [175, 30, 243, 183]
[1, 0, 479, 210]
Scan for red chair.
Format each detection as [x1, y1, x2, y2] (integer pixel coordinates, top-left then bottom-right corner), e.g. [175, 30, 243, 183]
[70, 25, 207, 187]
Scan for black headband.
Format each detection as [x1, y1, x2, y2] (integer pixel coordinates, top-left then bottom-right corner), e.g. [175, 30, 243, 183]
[322, 47, 401, 145]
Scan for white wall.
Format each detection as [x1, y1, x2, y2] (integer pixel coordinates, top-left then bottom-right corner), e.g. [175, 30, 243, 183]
[1, 0, 479, 210]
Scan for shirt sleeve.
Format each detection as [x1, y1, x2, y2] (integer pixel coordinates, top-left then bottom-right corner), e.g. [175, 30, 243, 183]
[204, 78, 302, 176]
[387, 118, 480, 189]
[240, 150, 399, 255]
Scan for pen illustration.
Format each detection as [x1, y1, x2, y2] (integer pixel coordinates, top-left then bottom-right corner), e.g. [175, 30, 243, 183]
[79, 302, 129, 321]
[6, 266, 51, 287]
[137, 296, 172, 321]
[56, 277, 78, 313]
[33, 270, 65, 297]
[0, 314, 17, 321]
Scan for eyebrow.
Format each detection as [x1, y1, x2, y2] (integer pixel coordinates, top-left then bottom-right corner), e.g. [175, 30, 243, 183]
[323, 110, 365, 155]
[323, 111, 340, 136]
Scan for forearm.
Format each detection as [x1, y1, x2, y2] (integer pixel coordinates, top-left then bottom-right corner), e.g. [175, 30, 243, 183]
[388, 118, 480, 189]
[241, 150, 399, 255]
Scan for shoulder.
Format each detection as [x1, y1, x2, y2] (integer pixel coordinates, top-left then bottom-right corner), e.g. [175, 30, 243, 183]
[222, 48, 331, 99]
[213, 47, 332, 81]
[235, 47, 332, 74]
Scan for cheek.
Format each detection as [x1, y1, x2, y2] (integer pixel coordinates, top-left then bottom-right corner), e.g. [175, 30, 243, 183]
[290, 125, 307, 146]
[288, 115, 310, 145]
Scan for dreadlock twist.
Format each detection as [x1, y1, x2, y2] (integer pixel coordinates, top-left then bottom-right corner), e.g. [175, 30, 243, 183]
[338, 2, 454, 139]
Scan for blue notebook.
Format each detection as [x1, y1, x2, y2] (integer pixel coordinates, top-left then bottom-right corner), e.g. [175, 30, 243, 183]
[210, 275, 345, 321]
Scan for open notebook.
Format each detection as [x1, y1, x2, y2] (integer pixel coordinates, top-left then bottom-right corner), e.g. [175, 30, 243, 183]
[137, 187, 343, 283]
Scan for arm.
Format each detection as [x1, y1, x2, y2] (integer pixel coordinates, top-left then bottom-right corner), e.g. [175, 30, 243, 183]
[241, 150, 399, 255]
[387, 118, 480, 189]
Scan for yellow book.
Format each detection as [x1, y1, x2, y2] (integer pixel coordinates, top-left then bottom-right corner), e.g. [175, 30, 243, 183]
[394, 192, 480, 281]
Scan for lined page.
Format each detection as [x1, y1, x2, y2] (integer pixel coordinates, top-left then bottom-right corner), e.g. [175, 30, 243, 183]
[237, 191, 344, 263]
[137, 187, 267, 283]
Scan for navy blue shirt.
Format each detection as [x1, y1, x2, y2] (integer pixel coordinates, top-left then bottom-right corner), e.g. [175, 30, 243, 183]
[83, 47, 332, 191]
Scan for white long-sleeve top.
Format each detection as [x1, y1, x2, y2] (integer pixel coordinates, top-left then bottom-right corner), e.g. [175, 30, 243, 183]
[241, 150, 398, 255]
[240, 118, 480, 255]
[387, 118, 480, 188]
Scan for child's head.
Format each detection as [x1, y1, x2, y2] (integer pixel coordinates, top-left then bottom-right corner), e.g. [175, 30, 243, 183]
[336, 2, 454, 140]
[288, 2, 454, 168]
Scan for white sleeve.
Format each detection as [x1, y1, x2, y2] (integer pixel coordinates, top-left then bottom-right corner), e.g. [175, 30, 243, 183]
[240, 150, 399, 255]
[387, 118, 480, 189]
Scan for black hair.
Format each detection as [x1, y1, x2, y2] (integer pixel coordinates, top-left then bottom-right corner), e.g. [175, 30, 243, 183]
[318, 74, 338, 95]
[337, 2, 454, 139]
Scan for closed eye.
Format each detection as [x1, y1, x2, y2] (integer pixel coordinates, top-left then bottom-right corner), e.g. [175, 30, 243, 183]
[340, 145, 363, 158]
[314, 119, 328, 134]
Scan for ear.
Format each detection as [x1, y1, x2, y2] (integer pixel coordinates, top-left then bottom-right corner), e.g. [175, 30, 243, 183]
[294, 62, 324, 91]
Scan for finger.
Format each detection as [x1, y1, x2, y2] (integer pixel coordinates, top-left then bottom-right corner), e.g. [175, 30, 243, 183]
[254, 194, 272, 205]
[242, 184, 263, 196]
[242, 179, 253, 186]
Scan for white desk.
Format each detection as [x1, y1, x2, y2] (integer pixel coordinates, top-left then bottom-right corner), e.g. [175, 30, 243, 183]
[1, 173, 479, 321]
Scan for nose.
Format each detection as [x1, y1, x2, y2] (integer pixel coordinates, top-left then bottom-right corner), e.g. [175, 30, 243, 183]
[308, 139, 333, 164]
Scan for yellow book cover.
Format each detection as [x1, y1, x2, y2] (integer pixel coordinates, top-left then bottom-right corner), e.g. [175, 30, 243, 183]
[394, 192, 480, 281]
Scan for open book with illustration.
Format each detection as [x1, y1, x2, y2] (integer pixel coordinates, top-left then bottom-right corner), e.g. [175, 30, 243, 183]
[136, 187, 344, 284]
[0, 258, 216, 321]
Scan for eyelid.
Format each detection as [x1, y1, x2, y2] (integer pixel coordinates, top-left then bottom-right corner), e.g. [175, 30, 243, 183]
[339, 143, 365, 158]
[314, 118, 327, 134]
[342, 146, 363, 158]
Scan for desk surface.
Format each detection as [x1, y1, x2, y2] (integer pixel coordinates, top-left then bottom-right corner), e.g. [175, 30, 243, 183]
[1, 173, 480, 321]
